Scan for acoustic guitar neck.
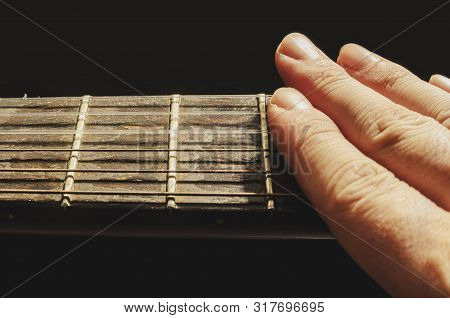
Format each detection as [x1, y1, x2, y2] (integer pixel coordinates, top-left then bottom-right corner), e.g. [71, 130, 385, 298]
[0, 94, 331, 239]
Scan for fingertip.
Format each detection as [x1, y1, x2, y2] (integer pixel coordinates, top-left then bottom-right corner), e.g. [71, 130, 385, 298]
[274, 34, 325, 89]
[338, 43, 379, 70]
[276, 33, 305, 54]
[270, 87, 312, 111]
[337, 43, 358, 64]
[277, 33, 322, 60]
[282, 32, 309, 43]
[429, 74, 450, 92]
[339, 43, 360, 53]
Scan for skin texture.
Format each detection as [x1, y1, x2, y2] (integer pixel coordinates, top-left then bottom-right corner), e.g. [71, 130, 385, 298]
[269, 33, 450, 297]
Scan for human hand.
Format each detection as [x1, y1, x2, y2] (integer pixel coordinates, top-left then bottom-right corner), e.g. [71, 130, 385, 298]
[268, 33, 450, 297]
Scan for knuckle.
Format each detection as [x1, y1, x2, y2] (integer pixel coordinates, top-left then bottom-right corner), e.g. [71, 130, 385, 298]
[432, 101, 450, 128]
[295, 59, 350, 97]
[327, 159, 395, 212]
[441, 117, 450, 130]
[361, 108, 439, 154]
[373, 61, 416, 90]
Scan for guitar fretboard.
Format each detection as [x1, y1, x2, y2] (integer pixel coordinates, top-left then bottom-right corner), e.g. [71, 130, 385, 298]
[0, 94, 297, 212]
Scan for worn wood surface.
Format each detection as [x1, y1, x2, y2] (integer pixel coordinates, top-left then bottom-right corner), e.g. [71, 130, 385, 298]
[0, 95, 282, 209]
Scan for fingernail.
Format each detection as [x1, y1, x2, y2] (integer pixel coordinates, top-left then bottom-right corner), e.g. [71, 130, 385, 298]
[338, 43, 379, 70]
[271, 88, 312, 111]
[429, 74, 450, 92]
[278, 33, 322, 60]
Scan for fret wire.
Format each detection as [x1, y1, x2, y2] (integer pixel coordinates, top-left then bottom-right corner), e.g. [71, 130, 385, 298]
[258, 94, 275, 210]
[0, 189, 293, 197]
[0, 168, 265, 173]
[61, 95, 90, 207]
[0, 148, 269, 152]
[166, 94, 180, 208]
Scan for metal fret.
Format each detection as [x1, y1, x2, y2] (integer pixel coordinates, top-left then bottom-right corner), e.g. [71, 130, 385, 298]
[166, 94, 180, 209]
[61, 95, 90, 207]
[258, 94, 275, 210]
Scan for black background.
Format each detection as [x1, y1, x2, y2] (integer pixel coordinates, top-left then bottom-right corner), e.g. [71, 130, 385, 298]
[0, 0, 448, 297]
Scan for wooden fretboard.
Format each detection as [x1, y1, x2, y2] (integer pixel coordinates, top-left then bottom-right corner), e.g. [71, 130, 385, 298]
[0, 94, 333, 239]
[0, 94, 305, 211]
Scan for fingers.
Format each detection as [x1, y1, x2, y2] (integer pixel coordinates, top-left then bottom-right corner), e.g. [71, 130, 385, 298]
[337, 44, 450, 127]
[430, 74, 450, 93]
[275, 33, 450, 210]
[269, 87, 450, 296]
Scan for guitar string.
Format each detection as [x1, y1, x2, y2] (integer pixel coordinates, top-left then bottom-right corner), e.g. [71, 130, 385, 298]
[0, 189, 294, 197]
[0, 148, 269, 152]
[0, 168, 265, 173]
[0, 94, 271, 100]
[0, 129, 269, 135]
[0, 111, 266, 116]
